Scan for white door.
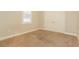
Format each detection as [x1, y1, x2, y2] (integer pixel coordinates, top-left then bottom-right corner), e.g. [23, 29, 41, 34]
[44, 11, 66, 33]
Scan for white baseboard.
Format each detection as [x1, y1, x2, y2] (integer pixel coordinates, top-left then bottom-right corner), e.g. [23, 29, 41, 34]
[41, 28, 77, 36]
[0, 28, 39, 41]
[63, 32, 77, 36]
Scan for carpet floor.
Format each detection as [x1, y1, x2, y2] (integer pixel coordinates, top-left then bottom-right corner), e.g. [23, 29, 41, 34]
[0, 30, 78, 47]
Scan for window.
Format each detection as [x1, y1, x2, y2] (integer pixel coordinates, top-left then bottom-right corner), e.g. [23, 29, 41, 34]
[22, 11, 32, 24]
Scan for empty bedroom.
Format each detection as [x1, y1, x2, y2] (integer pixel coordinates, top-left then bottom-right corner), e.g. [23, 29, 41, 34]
[0, 11, 78, 47]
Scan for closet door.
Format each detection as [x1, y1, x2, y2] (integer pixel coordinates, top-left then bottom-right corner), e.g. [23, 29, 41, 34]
[44, 11, 66, 33]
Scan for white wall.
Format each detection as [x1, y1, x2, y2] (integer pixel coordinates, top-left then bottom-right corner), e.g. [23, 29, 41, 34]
[77, 12, 79, 38]
[0, 11, 40, 40]
[37, 11, 44, 28]
[65, 11, 77, 35]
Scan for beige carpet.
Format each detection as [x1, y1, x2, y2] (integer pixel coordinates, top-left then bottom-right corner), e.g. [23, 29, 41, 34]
[0, 30, 78, 47]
